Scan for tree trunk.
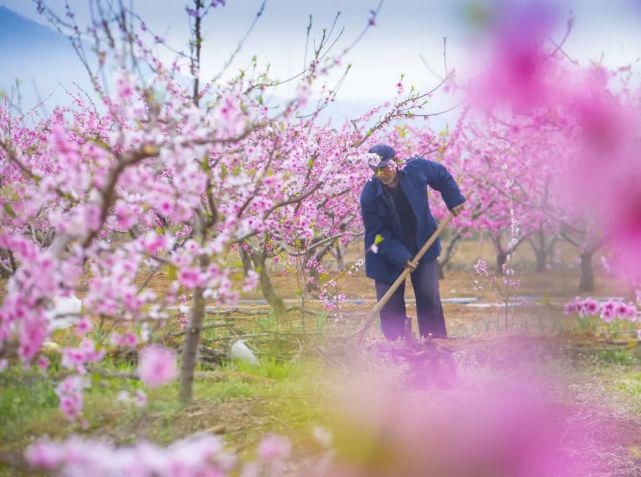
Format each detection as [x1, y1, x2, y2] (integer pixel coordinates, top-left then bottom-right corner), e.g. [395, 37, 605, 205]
[535, 249, 547, 273]
[179, 208, 209, 404]
[238, 245, 252, 275]
[530, 228, 551, 273]
[179, 287, 205, 404]
[307, 241, 336, 292]
[438, 231, 463, 280]
[179, 254, 208, 404]
[496, 251, 508, 274]
[489, 233, 509, 274]
[332, 243, 345, 272]
[255, 256, 287, 317]
[579, 251, 595, 292]
[305, 267, 320, 293]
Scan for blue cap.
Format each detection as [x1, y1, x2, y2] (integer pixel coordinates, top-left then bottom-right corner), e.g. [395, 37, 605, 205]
[367, 144, 396, 170]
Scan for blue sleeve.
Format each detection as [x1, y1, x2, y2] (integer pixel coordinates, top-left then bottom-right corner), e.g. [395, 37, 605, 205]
[412, 158, 466, 210]
[360, 190, 412, 268]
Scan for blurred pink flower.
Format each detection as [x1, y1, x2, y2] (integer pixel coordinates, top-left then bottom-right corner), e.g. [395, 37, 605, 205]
[473, 259, 488, 276]
[37, 355, 49, 371]
[55, 376, 87, 421]
[61, 339, 105, 374]
[320, 363, 610, 476]
[584, 298, 600, 315]
[471, 0, 560, 111]
[600, 301, 617, 323]
[111, 332, 138, 348]
[74, 317, 92, 336]
[257, 434, 291, 461]
[179, 267, 206, 289]
[26, 433, 229, 476]
[605, 183, 641, 279]
[563, 299, 577, 316]
[115, 72, 135, 100]
[242, 270, 259, 292]
[137, 345, 177, 388]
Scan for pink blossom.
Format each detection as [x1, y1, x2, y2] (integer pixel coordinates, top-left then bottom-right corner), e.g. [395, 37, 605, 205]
[257, 434, 291, 461]
[115, 72, 135, 100]
[37, 355, 50, 371]
[179, 267, 206, 289]
[322, 368, 597, 476]
[74, 317, 92, 336]
[605, 184, 641, 279]
[570, 298, 600, 318]
[563, 300, 577, 316]
[114, 202, 137, 229]
[242, 270, 259, 292]
[615, 302, 632, 320]
[623, 303, 638, 321]
[471, 1, 560, 111]
[123, 332, 138, 348]
[55, 376, 87, 421]
[26, 433, 229, 476]
[600, 301, 617, 323]
[110, 332, 138, 348]
[61, 339, 104, 373]
[584, 298, 600, 316]
[575, 300, 588, 318]
[18, 314, 48, 362]
[25, 440, 64, 469]
[141, 231, 171, 255]
[137, 345, 177, 388]
[474, 259, 489, 276]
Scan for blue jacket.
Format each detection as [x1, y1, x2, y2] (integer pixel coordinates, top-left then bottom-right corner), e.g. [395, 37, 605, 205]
[360, 157, 466, 284]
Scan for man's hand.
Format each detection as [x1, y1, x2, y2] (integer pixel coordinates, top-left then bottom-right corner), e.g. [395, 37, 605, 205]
[450, 203, 464, 217]
[405, 260, 416, 271]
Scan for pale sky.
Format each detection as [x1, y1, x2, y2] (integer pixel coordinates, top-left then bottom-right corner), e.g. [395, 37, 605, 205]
[1, 0, 640, 120]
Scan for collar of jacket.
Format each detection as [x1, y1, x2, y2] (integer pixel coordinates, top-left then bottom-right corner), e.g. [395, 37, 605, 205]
[373, 168, 407, 197]
[374, 170, 423, 225]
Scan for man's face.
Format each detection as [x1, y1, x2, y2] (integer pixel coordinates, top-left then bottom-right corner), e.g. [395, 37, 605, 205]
[375, 162, 398, 185]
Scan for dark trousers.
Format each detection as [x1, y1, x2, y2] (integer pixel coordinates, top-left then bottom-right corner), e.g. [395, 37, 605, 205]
[374, 259, 447, 341]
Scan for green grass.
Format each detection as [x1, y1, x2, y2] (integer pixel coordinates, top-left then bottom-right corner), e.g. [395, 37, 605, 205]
[0, 368, 59, 441]
[593, 349, 639, 366]
[615, 373, 641, 396]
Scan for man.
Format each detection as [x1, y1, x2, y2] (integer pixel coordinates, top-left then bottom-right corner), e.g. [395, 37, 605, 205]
[360, 144, 465, 341]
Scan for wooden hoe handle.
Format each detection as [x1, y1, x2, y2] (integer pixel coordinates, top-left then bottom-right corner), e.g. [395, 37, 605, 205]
[355, 213, 454, 342]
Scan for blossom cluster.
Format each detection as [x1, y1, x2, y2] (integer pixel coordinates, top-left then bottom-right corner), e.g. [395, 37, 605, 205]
[26, 432, 296, 477]
[26, 434, 236, 476]
[55, 376, 88, 421]
[137, 345, 177, 388]
[465, 0, 641, 279]
[564, 297, 638, 323]
[60, 338, 105, 374]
